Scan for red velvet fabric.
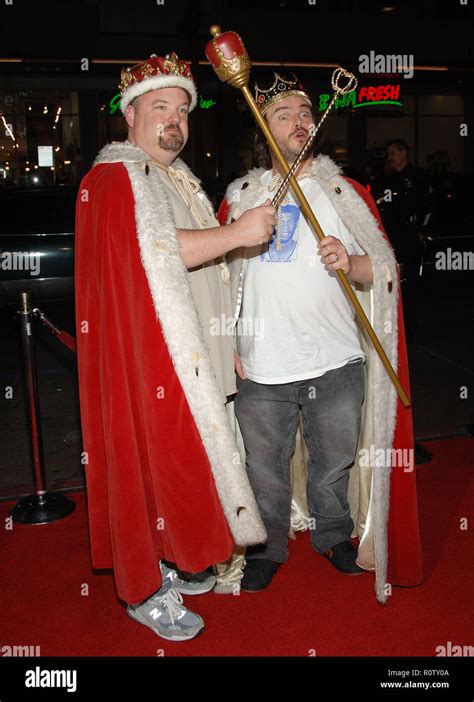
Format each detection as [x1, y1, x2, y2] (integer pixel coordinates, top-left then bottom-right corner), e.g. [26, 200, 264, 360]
[217, 177, 423, 588]
[75, 163, 234, 605]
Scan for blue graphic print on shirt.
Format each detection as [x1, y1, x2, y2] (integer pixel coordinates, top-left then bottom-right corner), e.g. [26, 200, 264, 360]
[261, 204, 300, 262]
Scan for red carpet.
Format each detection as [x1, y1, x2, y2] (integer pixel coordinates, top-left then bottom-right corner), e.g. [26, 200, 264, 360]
[1, 437, 473, 657]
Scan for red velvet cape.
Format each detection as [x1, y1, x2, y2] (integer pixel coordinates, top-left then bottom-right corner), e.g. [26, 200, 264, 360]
[75, 163, 234, 605]
[217, 177, 423, 589]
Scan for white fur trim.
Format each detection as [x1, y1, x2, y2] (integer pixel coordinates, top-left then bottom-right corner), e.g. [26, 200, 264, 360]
[94, 140, 266, 547]
[120, 75, 198, 113]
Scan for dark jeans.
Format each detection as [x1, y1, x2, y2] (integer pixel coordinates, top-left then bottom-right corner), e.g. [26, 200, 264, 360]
[235, 361, 365, 562]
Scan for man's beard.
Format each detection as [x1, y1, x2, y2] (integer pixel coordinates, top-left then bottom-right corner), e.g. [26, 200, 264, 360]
[159, 124, 185, 152]
[278, 129, 312, 166]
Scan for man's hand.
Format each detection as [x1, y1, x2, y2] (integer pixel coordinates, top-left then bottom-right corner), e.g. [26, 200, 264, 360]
[318, 235, 352, 275]
[234, 351, 247, 380]
[231, 199, 276, 248]
[318, 235, 373, 285]
[177, 200, 275, 269]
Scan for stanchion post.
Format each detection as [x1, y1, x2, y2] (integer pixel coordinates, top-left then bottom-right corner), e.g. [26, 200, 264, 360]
[11, 291, 75, 524]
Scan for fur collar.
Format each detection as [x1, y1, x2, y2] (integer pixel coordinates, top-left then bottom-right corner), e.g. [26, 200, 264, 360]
[95, 140, 201, 182]
[225, 154, 342, 203]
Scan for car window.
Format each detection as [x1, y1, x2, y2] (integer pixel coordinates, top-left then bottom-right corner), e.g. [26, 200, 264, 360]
[0, 189, 77, 236]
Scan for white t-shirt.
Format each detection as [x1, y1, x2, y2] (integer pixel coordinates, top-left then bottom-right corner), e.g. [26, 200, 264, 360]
[238, 170, 367, 384]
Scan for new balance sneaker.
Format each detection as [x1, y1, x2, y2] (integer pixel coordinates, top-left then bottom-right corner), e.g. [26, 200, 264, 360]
[127, 585, 205, 641]
[160, 561, 216, 596]
[241, 558, 280, 592]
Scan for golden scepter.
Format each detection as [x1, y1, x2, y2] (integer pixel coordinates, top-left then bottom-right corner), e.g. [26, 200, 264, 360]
[205, 25, 411, 408]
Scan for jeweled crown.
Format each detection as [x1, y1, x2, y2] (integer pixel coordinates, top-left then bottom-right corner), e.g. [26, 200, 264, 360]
[118, 52, 197, 113]
[254, 72, 312, 116]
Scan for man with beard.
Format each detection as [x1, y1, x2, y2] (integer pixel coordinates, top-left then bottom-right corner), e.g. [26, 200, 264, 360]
[218, 73, 421, 600]
[75, 53, 273, 640]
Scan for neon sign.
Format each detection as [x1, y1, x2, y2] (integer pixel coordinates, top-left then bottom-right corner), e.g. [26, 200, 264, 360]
[318, 84, 403, 112]
[199, 97, 216, 109]
[109, 94, 121, 114]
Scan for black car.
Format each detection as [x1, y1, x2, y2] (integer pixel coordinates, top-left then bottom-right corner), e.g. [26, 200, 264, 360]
[0, 186, 76, 308]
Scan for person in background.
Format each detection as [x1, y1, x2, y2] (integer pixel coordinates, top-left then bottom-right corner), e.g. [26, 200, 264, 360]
[379, 139, 434, 341]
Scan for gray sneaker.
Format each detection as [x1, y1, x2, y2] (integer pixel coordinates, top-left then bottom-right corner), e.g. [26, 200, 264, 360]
[127, 585, 205, 641]
[160, 561, 216, 596]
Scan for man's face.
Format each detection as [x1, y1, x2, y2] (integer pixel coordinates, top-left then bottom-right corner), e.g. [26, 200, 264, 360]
[265, 95, 314, 164]
[125, 87, 190, 164]
[386, 144, 408, 172]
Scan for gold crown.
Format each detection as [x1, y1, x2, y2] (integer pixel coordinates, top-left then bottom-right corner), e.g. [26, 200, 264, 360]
[118, 52, 197, 113]
[119, 52, 193, 93]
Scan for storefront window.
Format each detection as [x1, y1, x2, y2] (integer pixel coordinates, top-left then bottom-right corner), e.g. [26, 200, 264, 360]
[418, 95, 463, 115]
[365, 92, 464, 173]
[366, 116, 416, 156]
[418, 96, 464, 174]
[0, 89, 80, 188]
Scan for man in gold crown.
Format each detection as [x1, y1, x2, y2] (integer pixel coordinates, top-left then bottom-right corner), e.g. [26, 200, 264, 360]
[75, 52, 276, 641]
[217, 72, 422, 602]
